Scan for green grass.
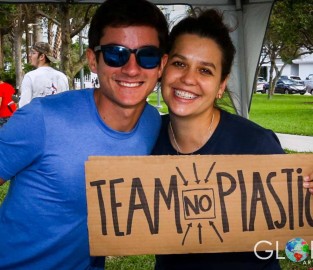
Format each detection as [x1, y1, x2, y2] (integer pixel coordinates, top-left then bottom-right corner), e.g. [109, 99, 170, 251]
[106, 252, 313, 270]
[106, 254, 313, 270]
[1, 92, 312, 270]
[106, 255, 154, 270]
[147, 90, 168, 114]
[250, 94, 313, 136]
[0, 181, 9, 204]
[148, 90, 236, 115]
[149, 91, 313, 136]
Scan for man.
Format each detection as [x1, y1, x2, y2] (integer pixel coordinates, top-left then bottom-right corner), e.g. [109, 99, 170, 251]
[0, 79, 16, 127]
[0, 0, 168, 269]
[18, 41, 69, 107]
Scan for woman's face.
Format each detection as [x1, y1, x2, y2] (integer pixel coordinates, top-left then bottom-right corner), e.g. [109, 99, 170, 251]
[161, 34, 227, 118]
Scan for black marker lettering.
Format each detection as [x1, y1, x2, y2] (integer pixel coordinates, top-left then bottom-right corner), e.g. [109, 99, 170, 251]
[126, 178, 154, 235]
[249, 172, 274, 231]
[90, 180, 107, 235]
[110, 178, 124, 236]
[282, 168, 294, 230]
[154, 176, 182, 234]
[217, 172, 236, 233]
[267, 172, 286, 229]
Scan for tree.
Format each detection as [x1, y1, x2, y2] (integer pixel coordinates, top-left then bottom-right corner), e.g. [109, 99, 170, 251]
[0, 4, 16, 70]
[0, 3, 98, 90]
[57, 3, 97, 88]
[261, 0, 313, 98]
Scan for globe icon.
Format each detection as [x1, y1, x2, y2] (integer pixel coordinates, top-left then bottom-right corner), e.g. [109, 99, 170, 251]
[285, 237, 310, 262]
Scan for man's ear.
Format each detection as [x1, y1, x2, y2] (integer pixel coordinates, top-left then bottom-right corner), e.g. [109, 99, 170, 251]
[39, 53, 46, 62]
[86, 48, 98, 73]
[158, 54, 168, 79]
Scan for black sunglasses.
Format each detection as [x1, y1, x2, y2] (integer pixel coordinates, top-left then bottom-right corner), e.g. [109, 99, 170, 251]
[94, 44, 162, 69]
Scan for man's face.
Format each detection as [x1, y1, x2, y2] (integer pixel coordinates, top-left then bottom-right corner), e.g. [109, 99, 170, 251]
[88, 25, 167, 111]
[29, 49, 41, 68]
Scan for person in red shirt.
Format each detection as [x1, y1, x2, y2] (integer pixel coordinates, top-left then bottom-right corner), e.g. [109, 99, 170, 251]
[0, 79, 17, 127]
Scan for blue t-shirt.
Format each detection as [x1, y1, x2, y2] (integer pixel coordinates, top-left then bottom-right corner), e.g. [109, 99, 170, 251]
[152, 110, 284, 270]
[0, 89, 161, 270]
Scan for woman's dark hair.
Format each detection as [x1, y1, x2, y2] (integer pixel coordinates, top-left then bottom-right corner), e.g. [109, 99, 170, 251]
[169, 9, 236, 81]
[88, 0, 169, 55]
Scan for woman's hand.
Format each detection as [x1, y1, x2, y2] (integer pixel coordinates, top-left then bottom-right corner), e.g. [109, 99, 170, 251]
[303, 172, 313, 194]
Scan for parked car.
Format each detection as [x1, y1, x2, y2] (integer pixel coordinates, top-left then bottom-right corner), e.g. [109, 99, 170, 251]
[289, 75, 305, 85]
[289, 75, 301, 81]
[280, 75, 304, 85]
[256, 77, 267, 93]
[304, 74, 313, 95]
[262, 78, 306, 94]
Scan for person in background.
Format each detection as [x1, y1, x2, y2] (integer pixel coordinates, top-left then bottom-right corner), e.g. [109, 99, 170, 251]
[0, 78, 16, 127]
[0, 0, 168, 269]
[18, 41, 69, 108]
[153, 8, 313, 270]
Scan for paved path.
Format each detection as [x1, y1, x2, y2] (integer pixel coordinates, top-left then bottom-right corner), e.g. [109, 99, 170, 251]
[276, 133, 313, 152]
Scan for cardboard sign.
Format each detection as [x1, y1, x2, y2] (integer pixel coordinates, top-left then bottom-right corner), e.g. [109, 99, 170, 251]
[85, 154, 313, 256]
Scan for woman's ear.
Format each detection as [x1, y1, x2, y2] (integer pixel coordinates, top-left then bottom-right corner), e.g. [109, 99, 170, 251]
[216, 76, 229, 99]
[86, 48, 98, 73]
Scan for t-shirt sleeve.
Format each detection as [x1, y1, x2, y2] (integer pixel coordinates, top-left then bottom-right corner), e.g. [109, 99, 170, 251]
[0, 100, 45, 180]
[257, 129, 285, 154]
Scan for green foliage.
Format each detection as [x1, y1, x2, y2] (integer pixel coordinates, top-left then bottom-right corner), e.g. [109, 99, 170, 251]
[0, 4, 17, 28]
[269, 0, 312, 62]
[0, 69, 16, 88]
[263, 0, 313, 95]
[22, 63, 35, 74]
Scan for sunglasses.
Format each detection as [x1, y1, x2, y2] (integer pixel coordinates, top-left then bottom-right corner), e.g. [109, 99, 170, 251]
[94, 44, 162, 69]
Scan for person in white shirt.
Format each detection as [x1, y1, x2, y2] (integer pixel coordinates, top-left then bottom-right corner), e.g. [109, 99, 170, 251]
[19, 42, 69, 108]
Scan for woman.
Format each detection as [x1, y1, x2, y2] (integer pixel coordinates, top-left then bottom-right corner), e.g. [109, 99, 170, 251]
[152, 8, 313, 270]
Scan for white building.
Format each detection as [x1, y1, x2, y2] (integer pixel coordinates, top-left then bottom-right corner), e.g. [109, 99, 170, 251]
[261, 52, 313, 81]
[292, 54, 313, 80]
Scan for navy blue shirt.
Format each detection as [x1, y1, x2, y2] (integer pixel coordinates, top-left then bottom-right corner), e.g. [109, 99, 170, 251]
[152, 109, 284, 270]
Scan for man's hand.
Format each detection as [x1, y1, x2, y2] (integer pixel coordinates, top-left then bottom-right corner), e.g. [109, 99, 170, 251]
[303, 172, 313, 194]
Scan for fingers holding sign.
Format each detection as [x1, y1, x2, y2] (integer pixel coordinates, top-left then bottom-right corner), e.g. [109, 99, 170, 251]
[303, 172, 313, 194]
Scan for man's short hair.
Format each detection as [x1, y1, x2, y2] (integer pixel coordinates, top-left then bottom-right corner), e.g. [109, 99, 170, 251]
[88, 0, 169, 55]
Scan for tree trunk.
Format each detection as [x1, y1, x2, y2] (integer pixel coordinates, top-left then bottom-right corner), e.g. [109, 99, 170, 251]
[13, 12, 24, 92]
[0, 30, 3, 69]
[59, 4, 73, 88]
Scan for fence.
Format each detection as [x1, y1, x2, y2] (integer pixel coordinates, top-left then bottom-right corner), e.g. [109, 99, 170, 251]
[73, 73, 99, 89]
